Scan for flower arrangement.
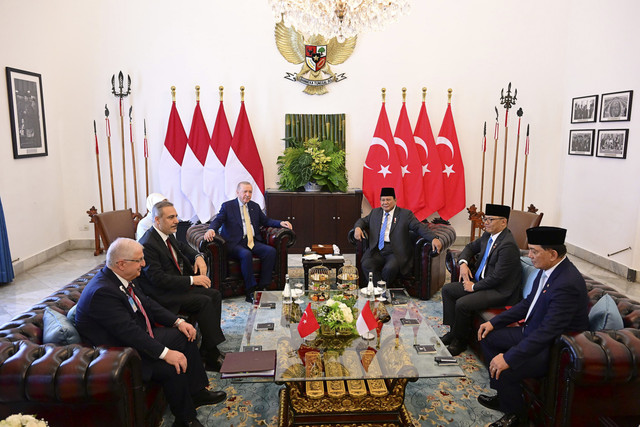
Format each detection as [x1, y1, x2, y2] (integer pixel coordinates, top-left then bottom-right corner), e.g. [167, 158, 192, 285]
[0, 414, 48, 427]
[316, 296, 357, 335]
[276, 137, 347, 192]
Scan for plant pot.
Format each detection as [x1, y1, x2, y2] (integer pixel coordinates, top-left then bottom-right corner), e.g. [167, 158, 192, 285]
[304, 181, 322, 192]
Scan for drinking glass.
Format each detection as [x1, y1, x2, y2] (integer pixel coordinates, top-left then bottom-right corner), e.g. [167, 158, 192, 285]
[376, 280, 387, 302]
[294, 282, 304, 304]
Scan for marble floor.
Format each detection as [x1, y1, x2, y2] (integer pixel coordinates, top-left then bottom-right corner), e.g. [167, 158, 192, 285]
[0, 249, 638, 326]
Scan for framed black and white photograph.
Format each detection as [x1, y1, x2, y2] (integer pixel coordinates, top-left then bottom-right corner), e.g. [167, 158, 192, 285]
[600, 90, 633, 122]
[5, 67, 48, 159]
[571, 95, 598, 123]
[568, 130, 595, 156]
[596, 129, 628, 159]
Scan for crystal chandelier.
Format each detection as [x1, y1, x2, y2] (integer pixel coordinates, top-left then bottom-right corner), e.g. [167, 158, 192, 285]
[269, 0, 411, 42]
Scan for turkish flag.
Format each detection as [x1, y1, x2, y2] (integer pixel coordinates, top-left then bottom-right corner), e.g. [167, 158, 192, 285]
[414, 100, 445, 217]
[363, 103, 405, 208]
[204, 101, 232, 214]
[356, 301, 378, 336]
[224, 101, 266, 209]
[182, 101, 215, 222]
[298, 304, 320, 338]
[158, 101, 195, 220]
[436, 104, 466, 220]
[394, 103, 428, 220]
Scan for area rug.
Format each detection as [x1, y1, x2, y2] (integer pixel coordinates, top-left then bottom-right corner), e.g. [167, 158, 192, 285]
[159, 285, 501, 426]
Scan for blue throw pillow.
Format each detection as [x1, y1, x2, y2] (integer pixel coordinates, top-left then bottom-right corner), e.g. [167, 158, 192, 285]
[43, 307, 81, 345]
[520, 256, 539, 299]
[589, 294, 624, 331]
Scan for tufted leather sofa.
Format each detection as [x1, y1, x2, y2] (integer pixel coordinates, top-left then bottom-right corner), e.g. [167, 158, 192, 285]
[0, 266, 166, 427]
[348, 221, 457, 300]
[446, 252, 640, 426]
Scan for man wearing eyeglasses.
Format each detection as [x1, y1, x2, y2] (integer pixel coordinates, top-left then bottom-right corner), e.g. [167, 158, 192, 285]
[440, 204, 522, 356]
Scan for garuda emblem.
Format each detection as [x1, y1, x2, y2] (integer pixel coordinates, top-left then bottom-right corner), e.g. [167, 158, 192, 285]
[275, 22, 357, 95]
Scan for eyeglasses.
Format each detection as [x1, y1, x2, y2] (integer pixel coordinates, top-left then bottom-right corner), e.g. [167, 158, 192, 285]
[481, 216, 501, 223]
[121, 257, 145, 264]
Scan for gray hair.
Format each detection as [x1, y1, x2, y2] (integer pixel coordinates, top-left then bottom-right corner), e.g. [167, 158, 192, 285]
[152, 200, 174, 220]
[236, 181, 252, 191]
[106, 238, 143, 268]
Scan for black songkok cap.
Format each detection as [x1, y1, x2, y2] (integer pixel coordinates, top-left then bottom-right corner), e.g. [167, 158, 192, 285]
[380, 187, 396, 198]
[485, 204, 510, 219]
[526, 226, 567, 245]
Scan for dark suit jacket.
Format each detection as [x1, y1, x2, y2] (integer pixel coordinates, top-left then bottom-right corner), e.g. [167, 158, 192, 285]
[490, 257, 589, 370]
[75, 266, 178, 360]
[354, 206, 436, 276]
[138, 227, 200, 308]
[459, 229, 522, 299]
[208, 199, 281, 248]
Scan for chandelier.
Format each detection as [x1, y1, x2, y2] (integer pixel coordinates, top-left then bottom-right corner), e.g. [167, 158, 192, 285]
[269, 0, 411, 42]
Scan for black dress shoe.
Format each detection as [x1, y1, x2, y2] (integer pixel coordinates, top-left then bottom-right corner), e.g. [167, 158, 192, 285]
[245, 293, 254, 303]
[477, 393, 501, 411]
[446, 339, 467, 356]
[192, 389, 227, 408]
[488, 413, 523, 427]
[440, 332, 453, 346]
[204, 358, 222, 372]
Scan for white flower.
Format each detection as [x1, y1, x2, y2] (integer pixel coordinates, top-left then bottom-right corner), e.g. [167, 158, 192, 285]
[340, 304, 353, 323]
[0, 414, 48, 427]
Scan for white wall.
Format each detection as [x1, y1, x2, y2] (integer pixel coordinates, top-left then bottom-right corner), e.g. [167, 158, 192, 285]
[0, 0, 638, 270]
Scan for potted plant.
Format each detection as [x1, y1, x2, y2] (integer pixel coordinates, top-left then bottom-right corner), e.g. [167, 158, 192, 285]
[276, 137, 347, 192]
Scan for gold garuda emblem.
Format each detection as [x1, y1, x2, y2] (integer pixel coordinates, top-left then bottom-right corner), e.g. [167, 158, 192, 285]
[275, 22, 356, 95]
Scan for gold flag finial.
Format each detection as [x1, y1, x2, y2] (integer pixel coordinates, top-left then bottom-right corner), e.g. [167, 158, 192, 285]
[422, 87, 427, 102]
[240, 86, 245, 102]
[196, 85, 200, 102]
[381, 88, 386, 103]
[402, 87, 407, 103]
[171, 86, 176, 102]
[448, 88, 453, 104]
[219, 86, 224, 102]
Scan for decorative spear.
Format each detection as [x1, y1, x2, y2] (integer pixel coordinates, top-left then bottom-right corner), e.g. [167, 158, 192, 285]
[105, 105, 116, 210]
[521, 124, 530, 210]
[511, 108, 523, 208]
[144, 119, 149, 199]
[128, 106, 139, 214]
[111, 71, 131, 209]
[491, 106, 499, 203]
[499, 82, 517, 204]
[480, 121, 486, 210]
[93, 120, 104, 213]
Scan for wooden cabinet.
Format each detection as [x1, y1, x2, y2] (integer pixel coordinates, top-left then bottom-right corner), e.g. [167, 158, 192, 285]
[265, 190, 363, 253]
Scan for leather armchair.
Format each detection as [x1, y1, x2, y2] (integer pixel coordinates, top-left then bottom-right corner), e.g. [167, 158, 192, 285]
[348, 221, 456, 300]
[187, 223, 296, 298]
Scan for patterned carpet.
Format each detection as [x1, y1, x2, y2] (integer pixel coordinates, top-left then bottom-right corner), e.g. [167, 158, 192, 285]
[160, 270, 501, 426]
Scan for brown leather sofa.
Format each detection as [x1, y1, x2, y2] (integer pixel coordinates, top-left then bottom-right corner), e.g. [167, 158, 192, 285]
[0, 266, 166, 427]
[348, 221, 457, 300]
[446, 252, 640, 426]
[187, 223, 296, 298]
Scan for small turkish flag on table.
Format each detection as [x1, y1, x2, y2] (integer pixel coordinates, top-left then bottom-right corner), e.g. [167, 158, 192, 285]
[298, 304, 320, 338]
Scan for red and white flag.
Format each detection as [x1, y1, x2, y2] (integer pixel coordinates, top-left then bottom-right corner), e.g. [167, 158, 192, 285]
[159, 101, 195, 220]
[356, 301, 378, 336]
[204, 100, 232, 214]
[436, 104, 466, 220]
[394, 103, 428, 219]
[224, 101, 266, 208]
[182, 101, 215, 222]
[414, 100, 445, 217]
[363, 103, 405, 208]
[298, 304, 320, 338]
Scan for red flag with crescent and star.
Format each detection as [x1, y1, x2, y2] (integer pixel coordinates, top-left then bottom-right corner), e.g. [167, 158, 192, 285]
[436, 104, 466, 220]
[298, 304, 320, 338]
[363, 103, 405, 208]
[414, 100, 445, 217]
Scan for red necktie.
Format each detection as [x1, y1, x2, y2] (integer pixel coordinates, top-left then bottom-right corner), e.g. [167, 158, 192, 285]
[127, 284, 154, 338]
[166, 238, 181, 273]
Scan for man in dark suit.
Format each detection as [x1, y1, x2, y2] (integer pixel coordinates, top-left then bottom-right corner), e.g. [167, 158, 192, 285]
[441, 204, 522, 356]
[75, 238, 226, 427]
[476, 226, 589, 427]
[353, 187, 442, 285]
[204, 181, 292, 303]
[139, 200, 225, 371]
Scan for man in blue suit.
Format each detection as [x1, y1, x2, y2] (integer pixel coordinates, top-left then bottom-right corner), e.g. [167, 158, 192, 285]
[204, 181, 292, 303]
[476, 226, 589, 427]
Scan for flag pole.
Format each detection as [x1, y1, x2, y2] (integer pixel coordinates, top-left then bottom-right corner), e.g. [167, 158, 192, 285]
[143, 119, 149, 200]
[499, 82, 517, 205]
[240, 85, 245, 102]
[521, 125, 530, 210]
[93, 120, 104, 213]
[511, 108, 523, 208]
[480, 121, 486, 211]
[129, 107, 139, 214]
[491, 107, 498, 203]
[382, 87, 386, 103]
[105, 105, 116, 210]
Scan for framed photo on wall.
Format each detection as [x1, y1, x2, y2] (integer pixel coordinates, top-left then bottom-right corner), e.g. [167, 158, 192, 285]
[571, 95, 598, 123]
[5, 67, 48, 159]
[600, 90, 633, 122]
[596, 129, 628, 159]
[568, 130, 595, 156]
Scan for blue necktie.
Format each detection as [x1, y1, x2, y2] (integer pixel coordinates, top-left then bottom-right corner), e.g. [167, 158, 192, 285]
[378, 212, 389, 250]
[474, 237, 494, 281]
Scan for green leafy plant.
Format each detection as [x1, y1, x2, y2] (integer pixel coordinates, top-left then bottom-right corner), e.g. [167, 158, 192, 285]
[316, 298, 357, 334]
[276, 137, 347, 192]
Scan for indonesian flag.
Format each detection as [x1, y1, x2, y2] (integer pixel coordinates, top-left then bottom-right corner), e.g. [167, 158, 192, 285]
[436, 104, 466, 220]
[298, 304, 320, 338]
[414, 100, 445, 217]
[363, 103, 405, 208]
[356, 301, 378, 336]
[181, 101, 215, 222]
[204, 101, 231, 214]
[224, 100, 266, 209]
[394, 103, 428, 220]
[158, 101, 195, 220]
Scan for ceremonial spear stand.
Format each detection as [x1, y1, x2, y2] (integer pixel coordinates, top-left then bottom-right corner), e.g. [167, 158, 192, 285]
[111, 71, 131, 209]
[499, 82, 517, 205]
[128, 106, 139, 213]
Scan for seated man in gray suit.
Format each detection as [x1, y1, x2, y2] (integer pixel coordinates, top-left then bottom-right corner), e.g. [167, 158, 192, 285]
[441, 204, 522, 356]
[353, 187, 442, 285]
